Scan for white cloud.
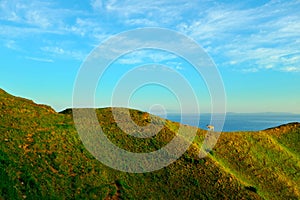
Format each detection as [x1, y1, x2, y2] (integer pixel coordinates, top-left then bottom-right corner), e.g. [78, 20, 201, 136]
[281, 67, 300, 73]
[42, 46, 65, 55]
[0, 0, 21, 22]
[136, 64, 175, 73]
[41, 46, 86, 61]
[103, 0, 198, 26]
[1, 0, 300, 71]
[264, 65, 273, 69]
[0, 0, 54, 28]
[117, 57, 144, 65]
[25, 56, 54, 63]
[114, 50, 177, 65]
[175, 65, 184, 70]
[91, 0, 103, 11]
[175, 1, 300, 73]
[166, 61, 185, 71]
[241, 68, 259, 73]
[65, 17, 106, 40]
[4, 40, 19, 50]
[0, 0, 88, 36]
[125, 18, 158, 27]
[25, 10, 51, 28]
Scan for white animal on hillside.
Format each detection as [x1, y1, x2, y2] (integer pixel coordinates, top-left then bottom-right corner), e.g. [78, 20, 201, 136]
[207, 124, 214, 131]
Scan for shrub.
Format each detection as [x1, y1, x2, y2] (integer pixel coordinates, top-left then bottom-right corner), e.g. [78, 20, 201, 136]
[245, 186, 258, 193]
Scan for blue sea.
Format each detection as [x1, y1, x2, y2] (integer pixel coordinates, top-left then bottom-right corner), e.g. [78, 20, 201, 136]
[165, 113, 300, 132]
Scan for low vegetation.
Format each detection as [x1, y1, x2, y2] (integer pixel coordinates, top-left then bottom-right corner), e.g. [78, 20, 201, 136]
[0, 88, 299, 199]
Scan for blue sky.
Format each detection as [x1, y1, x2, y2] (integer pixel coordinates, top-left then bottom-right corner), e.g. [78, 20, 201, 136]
[0, 0, 300, 113]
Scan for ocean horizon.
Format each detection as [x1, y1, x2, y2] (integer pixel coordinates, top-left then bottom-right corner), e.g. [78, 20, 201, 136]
[164, 113, 300, 132]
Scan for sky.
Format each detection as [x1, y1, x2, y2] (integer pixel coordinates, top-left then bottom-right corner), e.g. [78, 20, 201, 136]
[0, 0, 300, 114]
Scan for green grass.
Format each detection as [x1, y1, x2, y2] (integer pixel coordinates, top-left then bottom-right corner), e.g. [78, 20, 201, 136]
[212, 128, 300, 200]
[0, 88, 299, 199]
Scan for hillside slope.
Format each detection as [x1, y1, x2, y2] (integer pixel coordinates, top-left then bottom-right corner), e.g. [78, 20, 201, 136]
[0, 88, 299, 199]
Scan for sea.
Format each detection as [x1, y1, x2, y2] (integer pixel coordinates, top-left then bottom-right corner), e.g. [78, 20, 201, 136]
[165, 113, 300, 132]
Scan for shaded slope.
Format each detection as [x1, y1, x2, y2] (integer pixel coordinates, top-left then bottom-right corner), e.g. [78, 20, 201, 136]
[0, 88, 298, 199]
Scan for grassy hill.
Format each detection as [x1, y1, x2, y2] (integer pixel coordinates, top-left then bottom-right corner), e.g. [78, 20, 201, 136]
[0, 88, 299, 199]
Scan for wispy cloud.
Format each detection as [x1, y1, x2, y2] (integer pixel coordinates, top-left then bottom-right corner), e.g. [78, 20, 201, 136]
[166, 61, 185, 71]
[115, 50, 177, 65]
[90, 0, 103, 11]
[103, 0, 201, 26]
[124, 18, 158, 27]
[4, 40, 20, 50]
[25, 56, 54, 63]
[281, 66, 300, 73]
[41, 46, 86, 61]
[241, 68, 259, 73]
[1, 0, 300, 72]
[176, 1, 300, 73]
[0, 0, 56, 29]
[0, 0, 111, 61]
[137, 64, 176, 73]
[0, 0, 97, 38]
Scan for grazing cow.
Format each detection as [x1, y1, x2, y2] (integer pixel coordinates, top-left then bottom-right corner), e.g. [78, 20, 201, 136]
[207, 124, 214, 131]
